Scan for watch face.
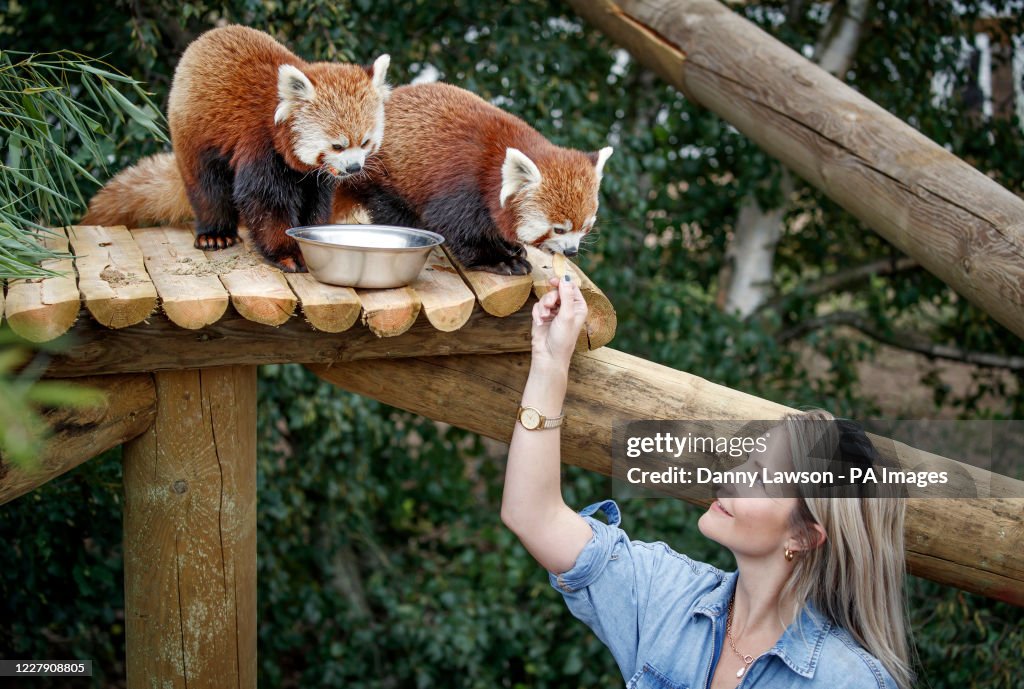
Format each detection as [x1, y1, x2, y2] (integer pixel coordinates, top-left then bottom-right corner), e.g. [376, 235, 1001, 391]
[520, 407, 541, 429]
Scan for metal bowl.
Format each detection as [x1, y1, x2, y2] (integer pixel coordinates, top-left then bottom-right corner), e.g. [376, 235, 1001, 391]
[286, 224, 445, 289]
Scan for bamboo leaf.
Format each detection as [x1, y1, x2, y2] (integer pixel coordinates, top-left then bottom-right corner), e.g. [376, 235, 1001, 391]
[2, 165, 73, 201]
[76, 62, 137, 84]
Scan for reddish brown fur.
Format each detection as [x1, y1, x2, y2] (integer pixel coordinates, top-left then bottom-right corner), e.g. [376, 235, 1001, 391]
[81, 153, 191, 226]
[169, 25, 380, 185]
[84, 26, 386, 270]
[341, 82, 601, 245]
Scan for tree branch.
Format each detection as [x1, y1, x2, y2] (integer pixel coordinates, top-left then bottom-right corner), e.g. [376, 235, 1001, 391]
[777, 310, 1024, 371]
[757, 255, 919, 317]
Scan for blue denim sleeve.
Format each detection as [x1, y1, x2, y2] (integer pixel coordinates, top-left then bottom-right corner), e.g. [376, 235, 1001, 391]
[546, 499, 662, 681]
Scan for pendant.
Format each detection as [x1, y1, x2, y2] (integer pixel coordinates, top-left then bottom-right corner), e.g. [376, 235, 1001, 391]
[736, 667, 744, 678]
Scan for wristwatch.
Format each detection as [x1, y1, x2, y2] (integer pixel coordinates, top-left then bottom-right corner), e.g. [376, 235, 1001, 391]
[517, 405, 564, 430]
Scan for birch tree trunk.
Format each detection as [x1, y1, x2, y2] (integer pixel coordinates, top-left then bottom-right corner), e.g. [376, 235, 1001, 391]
[717, 0, 870, 317]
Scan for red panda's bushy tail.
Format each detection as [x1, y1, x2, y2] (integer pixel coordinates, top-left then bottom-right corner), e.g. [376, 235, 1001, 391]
[80, 152, 193, 227]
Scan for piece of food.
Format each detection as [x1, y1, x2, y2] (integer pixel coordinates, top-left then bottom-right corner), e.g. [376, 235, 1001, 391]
[552, 252, 567, 279]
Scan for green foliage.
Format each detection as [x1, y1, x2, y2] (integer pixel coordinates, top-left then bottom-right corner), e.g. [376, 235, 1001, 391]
[0, 447, 127, 684]
[0, 334, 108, 469]
[0, 50, 165, 279]
[1, 0, 1022, 687]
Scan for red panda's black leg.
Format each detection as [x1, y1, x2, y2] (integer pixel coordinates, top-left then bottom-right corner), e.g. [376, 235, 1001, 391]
[188, 150, 240, 250]
[297, 174, 337, 227]
[360, 186, 422, 229]
[233, 149, 312, 272]
[418, 190, 533, 275]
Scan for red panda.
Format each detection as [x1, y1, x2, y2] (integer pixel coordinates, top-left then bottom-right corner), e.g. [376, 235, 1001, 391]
[336, 82, 612, 275]
[82, 25, 390, 272]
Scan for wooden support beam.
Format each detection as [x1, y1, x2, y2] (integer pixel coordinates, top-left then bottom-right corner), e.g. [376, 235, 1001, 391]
[565, 0, 1024, 341]
[41, 306, 539, 379]
[0, 374, 157, 506]
[122, 366, 257, 689]
[308, 350, 1024, 606]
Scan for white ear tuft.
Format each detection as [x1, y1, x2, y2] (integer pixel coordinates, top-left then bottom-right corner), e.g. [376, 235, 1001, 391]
[275, 64, 315, 124]
[595, 146, 613, 178]
[500, 148, 542, 208]
[371, 54, 391, 99]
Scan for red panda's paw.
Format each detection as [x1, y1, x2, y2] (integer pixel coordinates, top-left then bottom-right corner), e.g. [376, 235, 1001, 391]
[194, 234, 240, 250]
[272, 255, 307, 273]
[508, 254, 533, 275]
[477, 255, 532, 276]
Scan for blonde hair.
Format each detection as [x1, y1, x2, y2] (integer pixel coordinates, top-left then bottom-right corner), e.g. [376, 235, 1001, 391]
[776, 409, 916, 689]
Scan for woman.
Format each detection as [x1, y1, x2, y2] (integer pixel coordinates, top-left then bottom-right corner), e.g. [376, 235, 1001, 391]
[501, 274, 915, 689]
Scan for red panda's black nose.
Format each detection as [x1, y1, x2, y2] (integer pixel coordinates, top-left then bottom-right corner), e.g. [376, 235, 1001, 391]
[563, 248, 578, 258]
[345, 163, 363, 174]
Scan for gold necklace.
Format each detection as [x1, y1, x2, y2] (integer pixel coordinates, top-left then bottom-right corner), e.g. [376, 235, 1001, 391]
[725, 595, 755, 679]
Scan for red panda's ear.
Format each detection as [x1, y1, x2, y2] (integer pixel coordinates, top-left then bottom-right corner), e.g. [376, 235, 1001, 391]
[275, 64, 315, 124]
[500, 148, 542, 208]
[366, 55, 392, 100]
[587, 147, 614, 179]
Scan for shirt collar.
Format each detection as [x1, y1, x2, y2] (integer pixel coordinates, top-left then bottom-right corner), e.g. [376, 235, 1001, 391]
[693, 571, 832, 679]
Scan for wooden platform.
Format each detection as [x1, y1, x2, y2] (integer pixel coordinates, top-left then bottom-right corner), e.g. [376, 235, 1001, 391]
[1, 225, 616, 367]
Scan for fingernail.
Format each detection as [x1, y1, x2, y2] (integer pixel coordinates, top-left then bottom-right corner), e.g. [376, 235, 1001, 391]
[564, 273, 571, 282]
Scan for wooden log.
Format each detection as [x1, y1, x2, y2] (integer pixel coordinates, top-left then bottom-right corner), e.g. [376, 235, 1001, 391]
[68, 225, 157, 329]
[526, 246, 617, 350]
[307, 349, 1024, 607]
[411, 247, 476, 332]
[446, 247, 534, 317]
[42, 305, 534, 379]
[284, 272, 362, 333]
[4, 227, 80, 342]
[565, 0, 1024, 341]
[131, 226, 229, 330]
[0, 374, 157, 506]
[356, 286, 422, 337]
[122, 366, 257, 689]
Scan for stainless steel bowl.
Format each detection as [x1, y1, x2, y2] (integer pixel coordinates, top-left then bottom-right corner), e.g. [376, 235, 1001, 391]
[286, 224, 445, 289]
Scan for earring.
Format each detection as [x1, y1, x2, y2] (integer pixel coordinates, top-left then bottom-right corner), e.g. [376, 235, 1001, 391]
[784, 547, 795, 562]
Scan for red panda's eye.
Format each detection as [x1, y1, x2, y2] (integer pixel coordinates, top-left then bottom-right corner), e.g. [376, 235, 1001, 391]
[553, 227, 567, 235]
[332, 144, 346, 152]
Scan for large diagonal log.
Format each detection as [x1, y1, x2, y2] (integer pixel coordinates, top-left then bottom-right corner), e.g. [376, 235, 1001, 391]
[565, 0, 1024, 340]
[0, 374, 156, 506]
[308, 349, 1024, 606]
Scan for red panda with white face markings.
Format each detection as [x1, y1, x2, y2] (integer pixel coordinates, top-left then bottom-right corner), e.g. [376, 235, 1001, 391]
[336, 82, 612, 275]
[83, 25, 390, 272]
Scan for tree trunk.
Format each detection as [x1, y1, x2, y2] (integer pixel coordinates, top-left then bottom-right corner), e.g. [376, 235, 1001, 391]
[567, 0, 1024, 341]
[717, 0, 867, 317]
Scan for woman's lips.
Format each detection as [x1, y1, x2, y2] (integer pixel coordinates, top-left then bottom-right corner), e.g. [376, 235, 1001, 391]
[712, 500, 734, 517]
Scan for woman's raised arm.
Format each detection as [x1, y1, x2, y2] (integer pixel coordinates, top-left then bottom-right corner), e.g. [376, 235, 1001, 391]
[501, 274, 595, 574]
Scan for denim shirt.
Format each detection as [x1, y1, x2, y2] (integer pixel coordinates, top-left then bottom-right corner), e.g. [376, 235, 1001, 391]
[547, 500, 899, 689]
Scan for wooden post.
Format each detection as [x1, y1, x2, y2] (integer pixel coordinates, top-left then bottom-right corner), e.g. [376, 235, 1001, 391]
[122, 366, 257, 689]
[565, 0, 1024, 341]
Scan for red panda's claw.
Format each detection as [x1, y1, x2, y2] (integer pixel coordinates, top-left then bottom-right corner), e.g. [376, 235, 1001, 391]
[194, 233, 239, 251]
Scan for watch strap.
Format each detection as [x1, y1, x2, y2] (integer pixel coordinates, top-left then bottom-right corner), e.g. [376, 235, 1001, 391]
[539, 414, 564, 429]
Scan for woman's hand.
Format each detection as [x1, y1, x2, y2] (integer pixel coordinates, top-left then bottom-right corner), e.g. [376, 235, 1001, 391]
[531, 274, 589, 373]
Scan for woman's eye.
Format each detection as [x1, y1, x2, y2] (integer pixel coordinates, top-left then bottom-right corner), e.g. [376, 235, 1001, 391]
[553, 227, 566, 235]
[332, 144, 346, 152]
